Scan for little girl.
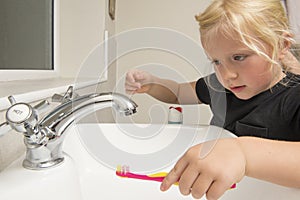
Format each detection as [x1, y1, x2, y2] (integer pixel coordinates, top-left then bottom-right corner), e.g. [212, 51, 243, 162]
[125, 0, 300, 199]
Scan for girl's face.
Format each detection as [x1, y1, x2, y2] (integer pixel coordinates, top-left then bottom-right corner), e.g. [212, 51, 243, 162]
[203, 33, 285, 100]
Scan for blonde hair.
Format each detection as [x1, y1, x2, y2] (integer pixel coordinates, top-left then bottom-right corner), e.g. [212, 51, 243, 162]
[195, 0, 293, 72]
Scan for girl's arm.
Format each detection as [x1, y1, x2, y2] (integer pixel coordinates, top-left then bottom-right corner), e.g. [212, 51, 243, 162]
[125, 69, 200, 104]
[238, 136, 300, 187]
[160, 137, 300, 199]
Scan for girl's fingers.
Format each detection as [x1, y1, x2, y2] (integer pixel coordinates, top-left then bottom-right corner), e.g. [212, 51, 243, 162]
[125, 71, 146, 93]
[125, 82, 141, 90]
[190, 173, 213, 199]
[160, 157, 188, 191]
[205, 180, 229, 200]
[178, 166, 200, 195]
[126, 70, 145, 83]
[133, 71, 145, 81]
[125, 71, 136, 83]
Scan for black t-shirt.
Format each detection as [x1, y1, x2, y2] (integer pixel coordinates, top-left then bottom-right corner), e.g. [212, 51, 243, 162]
[196, 72, 300, 141]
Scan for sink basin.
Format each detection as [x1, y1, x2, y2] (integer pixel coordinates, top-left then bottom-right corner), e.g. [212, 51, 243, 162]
[0, 123, 299, 200]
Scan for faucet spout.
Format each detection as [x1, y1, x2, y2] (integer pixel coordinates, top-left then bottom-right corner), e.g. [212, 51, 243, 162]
[22, 92, 137, 170]
[40, 92, 137, 137]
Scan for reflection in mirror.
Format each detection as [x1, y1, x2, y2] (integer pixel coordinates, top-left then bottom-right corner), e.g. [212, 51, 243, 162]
[0, 0, 53, 70]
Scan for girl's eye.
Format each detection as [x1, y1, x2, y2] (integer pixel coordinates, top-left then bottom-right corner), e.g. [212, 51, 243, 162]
[233, 55, 246, 61]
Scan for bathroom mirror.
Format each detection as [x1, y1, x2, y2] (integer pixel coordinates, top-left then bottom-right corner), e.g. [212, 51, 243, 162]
[0, 0, 53, 70]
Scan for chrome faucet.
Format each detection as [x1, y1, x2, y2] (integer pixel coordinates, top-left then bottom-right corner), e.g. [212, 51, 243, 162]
[0, 86, 137, 170]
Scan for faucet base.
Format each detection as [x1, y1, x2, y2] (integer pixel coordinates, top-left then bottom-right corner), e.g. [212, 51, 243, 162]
[22, 157, 64, 170]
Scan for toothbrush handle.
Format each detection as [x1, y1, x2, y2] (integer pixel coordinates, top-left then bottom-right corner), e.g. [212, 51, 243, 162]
[121, 172, 176, 184]
[130, 173, 178, 185]
[127, 172, 164, 182]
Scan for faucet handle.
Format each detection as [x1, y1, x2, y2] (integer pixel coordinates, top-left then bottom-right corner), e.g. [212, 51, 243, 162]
[6, 102, 38, 133]
[0, 96, 16, 136]
[64, 86, 75, 99]
[51, 86, 78, 103]
[33, 100, 50, 115]
[0, 122, 12, 137]
[51, 93, 64, 103]
[1, 97, 49, 135]
[8, 95, 17, 105]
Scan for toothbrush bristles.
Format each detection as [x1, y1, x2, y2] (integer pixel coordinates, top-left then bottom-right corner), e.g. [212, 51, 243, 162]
[122, 165, 129, 174]
[116, 164, 130, 175]
[116, 165, 122, 173]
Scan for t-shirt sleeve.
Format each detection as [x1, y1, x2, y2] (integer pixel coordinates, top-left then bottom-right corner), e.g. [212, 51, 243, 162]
[195, 76, 211, 105]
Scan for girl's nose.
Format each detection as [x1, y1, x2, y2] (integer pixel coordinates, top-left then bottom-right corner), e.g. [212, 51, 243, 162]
[219, 65, 238, 81]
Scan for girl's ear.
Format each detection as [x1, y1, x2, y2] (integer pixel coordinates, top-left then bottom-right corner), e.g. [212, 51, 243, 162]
[279, 32, 300, 73]
[278, 32, 292, 60]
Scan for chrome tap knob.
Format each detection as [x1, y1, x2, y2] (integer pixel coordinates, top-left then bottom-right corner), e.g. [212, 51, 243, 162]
[6, 102, 37, 133]
[4, 96, 50, 134]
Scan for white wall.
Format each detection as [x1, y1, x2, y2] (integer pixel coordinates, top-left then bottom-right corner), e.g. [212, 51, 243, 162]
[59, 0, 106, 79]
[114, 0, 212, 125]
[57, 0, 118, 123]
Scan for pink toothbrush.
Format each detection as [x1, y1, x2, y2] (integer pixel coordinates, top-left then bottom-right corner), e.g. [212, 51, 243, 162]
[116, 165, 236, 189]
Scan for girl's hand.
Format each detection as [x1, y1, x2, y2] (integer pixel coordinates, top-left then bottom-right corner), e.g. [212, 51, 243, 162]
[160, 138, 246, 200]
[125, 69, 154, 94]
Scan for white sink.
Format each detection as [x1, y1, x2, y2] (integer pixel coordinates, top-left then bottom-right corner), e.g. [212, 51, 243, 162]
[0, 123, 299, 200]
